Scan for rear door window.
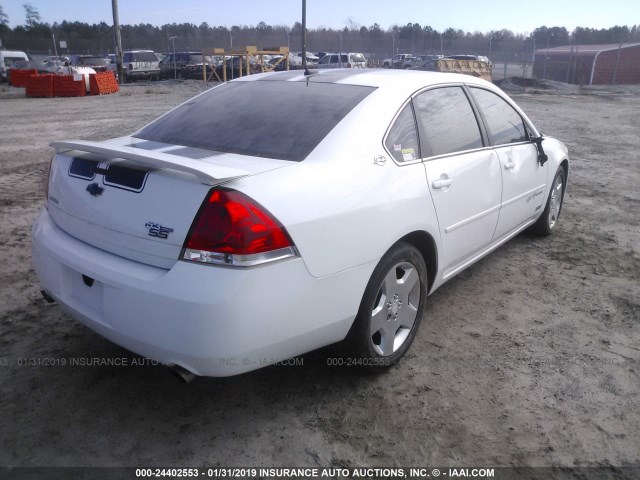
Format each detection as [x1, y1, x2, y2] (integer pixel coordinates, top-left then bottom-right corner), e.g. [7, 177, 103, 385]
[413, 87, 483, 158]
[79, 56, 105, 66]
[385, 104, 420, 163]
[470, 88, 528, 146]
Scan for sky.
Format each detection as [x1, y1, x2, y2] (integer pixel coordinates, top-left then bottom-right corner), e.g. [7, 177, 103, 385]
[1, 0, 639, 34]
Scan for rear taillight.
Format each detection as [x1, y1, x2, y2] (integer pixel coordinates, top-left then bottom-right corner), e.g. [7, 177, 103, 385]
[182, 188, 297, 267]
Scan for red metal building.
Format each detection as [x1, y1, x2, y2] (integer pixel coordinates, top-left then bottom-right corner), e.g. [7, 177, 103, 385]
[533, 43, 640, 85]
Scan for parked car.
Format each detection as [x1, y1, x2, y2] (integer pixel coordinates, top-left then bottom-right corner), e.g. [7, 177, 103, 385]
[42, 55, 69, 65]
[316, 52, 366, 69]
[290, 52, 319, 68]
[68, 55, 108, 72]
[382, 53, 413, 68]
[267, 55, 293, 72]
[414, 54, 441, 61]
[159, 51, 212, 79]
[214, 56, 244, 79]
[122, 50, 161, 81]
[0, 50, 30, 82]
[33, 70, 568, 379]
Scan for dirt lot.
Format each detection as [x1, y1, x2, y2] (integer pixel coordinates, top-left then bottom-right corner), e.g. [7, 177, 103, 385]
[0, 79, 638, 470]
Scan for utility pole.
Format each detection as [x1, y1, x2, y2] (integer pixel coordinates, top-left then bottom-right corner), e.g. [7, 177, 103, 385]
[111, 0, 124, 83]
[391, 32, 395, 61]
[52, 29, 59, 60]
[302, 0, 309, 74]
[169, 36, 177, 80]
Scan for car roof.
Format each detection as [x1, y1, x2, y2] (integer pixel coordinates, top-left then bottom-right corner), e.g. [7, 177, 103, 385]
[1, 50, 28, 56]
[235, 68, 494, 96]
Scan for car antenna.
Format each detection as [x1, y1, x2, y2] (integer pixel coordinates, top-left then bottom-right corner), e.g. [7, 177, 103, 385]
[301, 0, 311, 76]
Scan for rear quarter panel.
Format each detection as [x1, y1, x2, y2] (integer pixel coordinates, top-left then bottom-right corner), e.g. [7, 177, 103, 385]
[229, 88, 442, 280]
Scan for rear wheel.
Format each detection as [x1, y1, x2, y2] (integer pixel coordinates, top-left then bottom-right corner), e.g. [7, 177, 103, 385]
[347, 242, 427, 368]
[531, 168, 565, 236]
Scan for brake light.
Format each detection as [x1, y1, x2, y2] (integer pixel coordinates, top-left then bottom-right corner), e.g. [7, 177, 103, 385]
[182, 188, 297, 267]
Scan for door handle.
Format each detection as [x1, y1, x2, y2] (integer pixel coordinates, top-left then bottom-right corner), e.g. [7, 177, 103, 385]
[504, 159, 516, 169]
[432, 178, 453, 189]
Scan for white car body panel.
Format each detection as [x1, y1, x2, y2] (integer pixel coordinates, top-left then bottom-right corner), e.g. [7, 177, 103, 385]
[52, 138, 291, 184]
[493, 142, 548, 239]
[33, 210, 374, 376]
[47, 140, 292, 269]
[31, 69, 569, 377]
[424, 148, 502, 274]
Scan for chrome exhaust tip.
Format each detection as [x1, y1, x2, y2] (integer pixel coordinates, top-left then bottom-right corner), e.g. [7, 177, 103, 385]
[170, 365, 197, 384]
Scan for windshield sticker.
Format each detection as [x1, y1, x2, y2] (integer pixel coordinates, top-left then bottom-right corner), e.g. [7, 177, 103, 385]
[401, 147, 416, 161]
[393, 144, 402, 152]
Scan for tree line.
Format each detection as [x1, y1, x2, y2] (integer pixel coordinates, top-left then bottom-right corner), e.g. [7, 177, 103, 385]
[1, 3, 638, 59]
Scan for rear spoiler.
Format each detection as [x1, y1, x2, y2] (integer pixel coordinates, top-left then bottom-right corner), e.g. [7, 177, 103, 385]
[51, 140, 248, 186]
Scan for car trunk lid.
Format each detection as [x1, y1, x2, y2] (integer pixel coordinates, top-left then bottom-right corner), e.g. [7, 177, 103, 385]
[46, 138, 290, 269]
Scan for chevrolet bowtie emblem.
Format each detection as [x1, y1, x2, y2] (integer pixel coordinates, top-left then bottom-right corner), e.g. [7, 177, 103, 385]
[86, 183, 104, 196]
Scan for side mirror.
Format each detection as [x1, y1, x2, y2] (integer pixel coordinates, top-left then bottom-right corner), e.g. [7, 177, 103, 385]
[533, 136, 548, 166]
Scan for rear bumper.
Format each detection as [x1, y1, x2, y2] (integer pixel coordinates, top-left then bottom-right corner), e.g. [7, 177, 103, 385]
[32, 209, 373, 376]
[125, 70, 160, 79]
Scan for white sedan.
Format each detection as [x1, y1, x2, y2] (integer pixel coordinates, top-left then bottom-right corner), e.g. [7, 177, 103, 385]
[32, 69, 568, 379]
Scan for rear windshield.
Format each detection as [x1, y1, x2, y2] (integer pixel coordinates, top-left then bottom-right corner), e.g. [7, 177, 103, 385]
[134, 80, 374, 161]
[351, 54, 366, 63]
[4, 56, 27, 65]
[126, 51, 158, 62]
[77, 56, 106, 66]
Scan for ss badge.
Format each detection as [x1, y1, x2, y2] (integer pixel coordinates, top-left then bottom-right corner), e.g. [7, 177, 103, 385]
[145, 221, 174, 239]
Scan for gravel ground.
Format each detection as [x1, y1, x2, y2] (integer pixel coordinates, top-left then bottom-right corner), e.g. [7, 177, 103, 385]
[0, 78, 638, 470]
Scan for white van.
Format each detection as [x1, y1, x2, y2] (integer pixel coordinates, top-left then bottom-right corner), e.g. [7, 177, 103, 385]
[0, 50, 30, 82]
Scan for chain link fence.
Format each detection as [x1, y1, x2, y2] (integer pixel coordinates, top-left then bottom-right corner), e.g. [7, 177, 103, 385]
[33, 34, 640, 85]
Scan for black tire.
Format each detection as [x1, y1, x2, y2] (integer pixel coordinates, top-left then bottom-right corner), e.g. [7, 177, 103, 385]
[530, 168, 566, 236]
[346, 241, 427, 368]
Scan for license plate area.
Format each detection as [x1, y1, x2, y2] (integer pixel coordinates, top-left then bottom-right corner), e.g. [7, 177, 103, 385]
[69, 269, 105, 320]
